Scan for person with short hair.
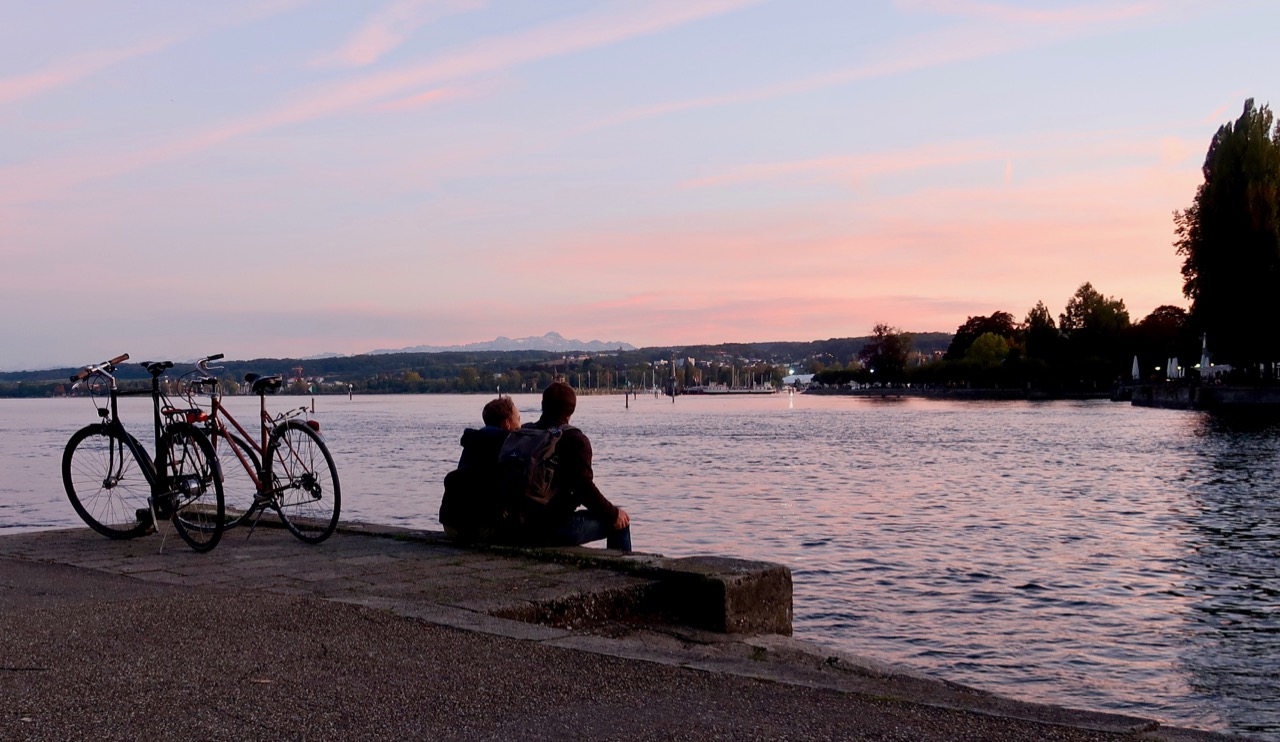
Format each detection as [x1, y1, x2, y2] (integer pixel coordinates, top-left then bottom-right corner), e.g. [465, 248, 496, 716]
[516, 381, 631, 551]
[438, 396, 520, 541]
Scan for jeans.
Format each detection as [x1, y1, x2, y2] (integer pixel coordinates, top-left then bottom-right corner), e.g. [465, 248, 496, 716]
[547, 510, 632, 552]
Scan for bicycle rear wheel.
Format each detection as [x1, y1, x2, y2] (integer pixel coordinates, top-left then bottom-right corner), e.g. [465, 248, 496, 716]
[156, 422, 225, 552]
[62, 424, 151, 539]
[265, 420, 340, 543]
[208, 428, 261, 529]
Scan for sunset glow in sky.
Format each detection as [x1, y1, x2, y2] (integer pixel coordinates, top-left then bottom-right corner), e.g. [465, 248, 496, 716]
[3, 0, 1278, 369]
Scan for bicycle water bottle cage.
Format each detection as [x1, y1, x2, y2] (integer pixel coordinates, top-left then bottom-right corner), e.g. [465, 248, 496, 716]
[244, 373, 283, 394]
[143, 361, 174, 377]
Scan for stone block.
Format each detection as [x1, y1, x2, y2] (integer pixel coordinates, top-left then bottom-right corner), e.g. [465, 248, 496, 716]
[648, 556, 792, 635]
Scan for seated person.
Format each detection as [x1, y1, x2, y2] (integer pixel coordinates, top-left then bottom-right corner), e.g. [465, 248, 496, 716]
[439, 396, 520, 541]
[509, 382, 631, 552]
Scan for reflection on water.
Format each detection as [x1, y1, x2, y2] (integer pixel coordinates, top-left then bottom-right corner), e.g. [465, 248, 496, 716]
[1, 394, 1277, 739]
[1179, 416, 1280, 738]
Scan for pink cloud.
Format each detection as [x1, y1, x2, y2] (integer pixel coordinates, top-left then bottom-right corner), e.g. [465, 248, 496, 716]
[683, 126, 1193, 192]
[1, 0, 763, 206]
[314, 0, 486, 68]
[682, 141, 1009, 189]
[0, 1, 311, 108]
[377, 85, 476, 111]
[894, 0, 1157, 25]
[0, 38, 175, 106]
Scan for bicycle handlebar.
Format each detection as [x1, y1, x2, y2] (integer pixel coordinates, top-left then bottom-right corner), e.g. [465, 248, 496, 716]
[71, 352, 130, 382]
[196, 353, 225, 373]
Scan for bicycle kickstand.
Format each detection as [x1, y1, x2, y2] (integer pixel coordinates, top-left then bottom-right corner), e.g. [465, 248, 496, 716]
[149, 500, 171, 554]
[244, 504, 269, 541]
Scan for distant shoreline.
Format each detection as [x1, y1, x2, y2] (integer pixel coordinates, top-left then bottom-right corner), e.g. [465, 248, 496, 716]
[803, 387, 1114, 401]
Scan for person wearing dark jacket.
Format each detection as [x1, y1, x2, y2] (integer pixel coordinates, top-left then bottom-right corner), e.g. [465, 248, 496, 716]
[439, 397, 520, 541]
[520, 381, 631, 551]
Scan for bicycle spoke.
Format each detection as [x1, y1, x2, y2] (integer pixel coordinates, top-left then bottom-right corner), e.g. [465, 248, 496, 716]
[266, 422, 340, 543]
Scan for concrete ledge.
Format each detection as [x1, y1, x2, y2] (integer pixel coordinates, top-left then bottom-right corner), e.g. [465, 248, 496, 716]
[648, 555, 792, 635]
[337, 522, 793, 635]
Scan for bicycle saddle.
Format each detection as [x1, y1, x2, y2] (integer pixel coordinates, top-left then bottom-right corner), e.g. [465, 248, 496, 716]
[142, 361, 174, 377]
[244, 373, 283, 394]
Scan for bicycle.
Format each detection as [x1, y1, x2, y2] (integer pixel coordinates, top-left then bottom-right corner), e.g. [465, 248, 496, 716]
[61, 354, 226, 552]
[179, 353, 341, 544]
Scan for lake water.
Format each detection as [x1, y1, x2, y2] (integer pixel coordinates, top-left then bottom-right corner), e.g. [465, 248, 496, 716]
[2, 393, 1277, 739]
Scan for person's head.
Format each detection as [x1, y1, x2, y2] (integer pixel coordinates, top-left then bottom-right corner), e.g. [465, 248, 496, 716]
[482, 396, 520, 431]
[540, 381, 576, 424]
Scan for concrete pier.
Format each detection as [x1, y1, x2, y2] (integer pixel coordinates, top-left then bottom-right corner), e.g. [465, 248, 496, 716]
[0, 524, 1252, 741]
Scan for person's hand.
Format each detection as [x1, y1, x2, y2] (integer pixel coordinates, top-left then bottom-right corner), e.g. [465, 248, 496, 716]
[614, 508, 630, 530]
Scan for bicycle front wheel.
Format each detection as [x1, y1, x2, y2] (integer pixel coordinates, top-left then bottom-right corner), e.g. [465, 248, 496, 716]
[62, 424, 151, 539]
[208, 428, 261, 529]
[265, 420, 340, 543]
[156, 422, 225, 552]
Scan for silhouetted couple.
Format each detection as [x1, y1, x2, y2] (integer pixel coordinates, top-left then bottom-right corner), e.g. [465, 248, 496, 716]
[439, 382, 632, 551]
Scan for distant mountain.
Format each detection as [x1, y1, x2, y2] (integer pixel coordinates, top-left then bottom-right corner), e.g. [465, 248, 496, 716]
[369, 332, 636, 355]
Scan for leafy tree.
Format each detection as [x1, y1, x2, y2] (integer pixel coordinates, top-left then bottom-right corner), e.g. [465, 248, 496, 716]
[858, 323, 914, 382]
[945, 311, 1017, 360]
[1059, 282, 1130, 336]
[965, 332, 1011, 366]
[1174, 98, 1280, 372]
[1058, 282, 1131, 384]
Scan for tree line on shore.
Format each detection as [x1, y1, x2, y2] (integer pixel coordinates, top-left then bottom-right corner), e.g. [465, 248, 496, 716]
[811, 283, 1197, 392]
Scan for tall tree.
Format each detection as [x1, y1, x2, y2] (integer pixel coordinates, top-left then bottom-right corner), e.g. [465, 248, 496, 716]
[1059, 282, 1130, 337]
[1022, 301, 1060, 363]
[858, 323, 914, 382]
[1058, 282, 1131, 384]
[1175, 98, 1280, 371]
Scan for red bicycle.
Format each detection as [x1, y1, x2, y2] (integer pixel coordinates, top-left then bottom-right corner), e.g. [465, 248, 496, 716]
[177, 354, 341, 544]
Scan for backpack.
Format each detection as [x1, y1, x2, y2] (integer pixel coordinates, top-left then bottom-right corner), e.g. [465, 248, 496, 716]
[498, 425, 574, 513]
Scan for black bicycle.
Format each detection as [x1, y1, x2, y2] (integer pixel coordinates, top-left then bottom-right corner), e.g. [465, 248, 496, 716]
[61, 353, 226, 552]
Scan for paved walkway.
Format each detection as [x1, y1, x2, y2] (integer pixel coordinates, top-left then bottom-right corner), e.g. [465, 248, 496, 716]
[0, 524, 1251, 741]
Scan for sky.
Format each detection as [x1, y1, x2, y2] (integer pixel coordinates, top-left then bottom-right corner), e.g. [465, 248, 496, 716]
[2, 0, 1278, 370]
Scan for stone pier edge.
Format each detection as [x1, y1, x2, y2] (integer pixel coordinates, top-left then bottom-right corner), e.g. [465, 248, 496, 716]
[327, 520, 1243, 742]
[334, 519, 793, 636]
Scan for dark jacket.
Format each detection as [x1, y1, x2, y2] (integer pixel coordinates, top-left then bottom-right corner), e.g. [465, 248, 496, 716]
[526, 418, 619, 527]
[438, 426, 509, 530]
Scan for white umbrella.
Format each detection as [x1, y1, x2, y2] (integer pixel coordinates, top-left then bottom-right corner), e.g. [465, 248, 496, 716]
[1200, 334, 1210, 372]
[1132, 356, 1140, 380]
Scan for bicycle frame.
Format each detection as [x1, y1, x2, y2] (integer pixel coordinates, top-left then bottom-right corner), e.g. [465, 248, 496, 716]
[207, 392, 270, 490]
[76, 358, 169, 491]
[190, 357, 309, 504]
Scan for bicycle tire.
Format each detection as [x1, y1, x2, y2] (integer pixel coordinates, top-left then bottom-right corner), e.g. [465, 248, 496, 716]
[265, 420, 340, 544]
[208, 428, 261, 529]
[62, 424, 151, 539]
[156, 422, 225, 552]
